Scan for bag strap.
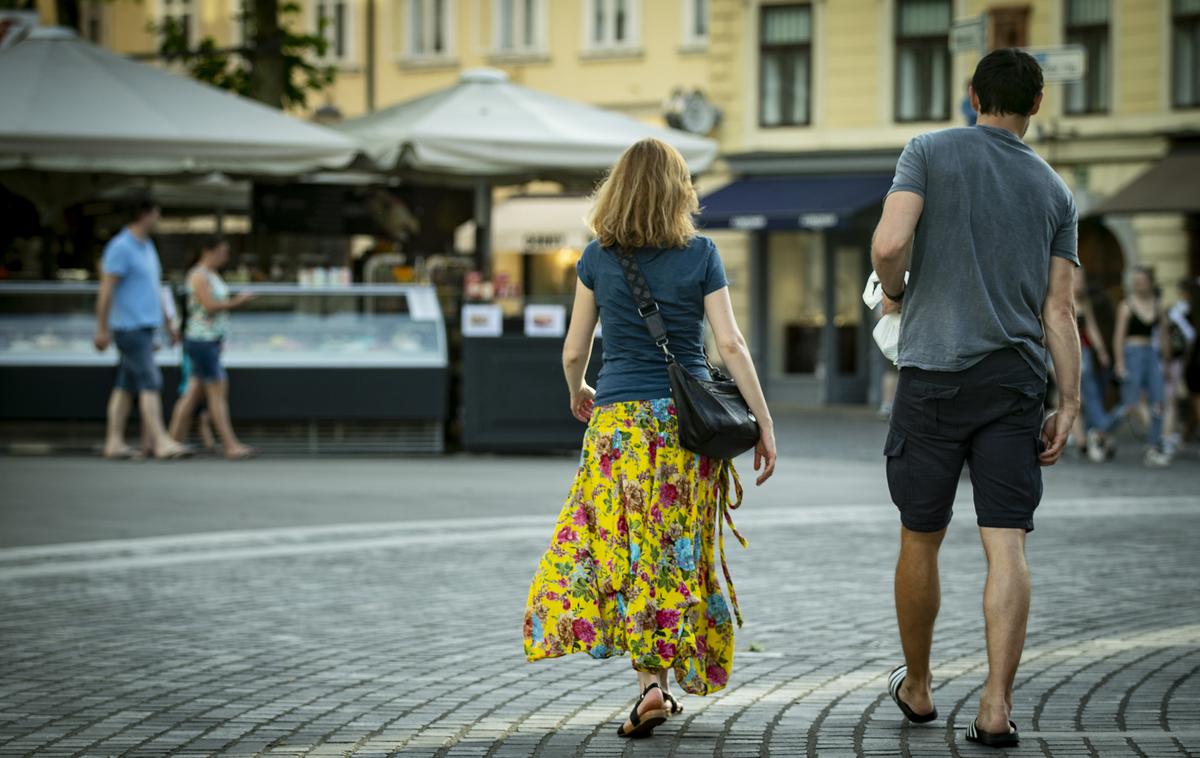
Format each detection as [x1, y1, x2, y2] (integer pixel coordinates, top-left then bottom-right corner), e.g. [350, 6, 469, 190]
[615, 249, 675, 362]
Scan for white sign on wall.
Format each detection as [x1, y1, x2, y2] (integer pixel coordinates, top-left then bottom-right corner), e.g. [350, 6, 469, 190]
[950, 16, 987, 55]
[1025, 45, 1087, 82]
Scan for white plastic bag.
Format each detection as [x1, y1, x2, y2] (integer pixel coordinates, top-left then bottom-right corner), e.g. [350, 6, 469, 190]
[873, 314, 902, 363]
[862, 271, 908, 365]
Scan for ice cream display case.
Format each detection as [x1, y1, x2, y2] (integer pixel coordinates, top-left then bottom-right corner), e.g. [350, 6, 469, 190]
[0, 283, 449, 453]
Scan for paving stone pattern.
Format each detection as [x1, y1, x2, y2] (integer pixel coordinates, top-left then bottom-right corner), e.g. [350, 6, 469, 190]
[0, 479, 1198, 756]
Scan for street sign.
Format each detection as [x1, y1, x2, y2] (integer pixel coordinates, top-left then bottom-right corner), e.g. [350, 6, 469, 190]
[1025, 45, 1087, 82]
[950, 16, 987, 55]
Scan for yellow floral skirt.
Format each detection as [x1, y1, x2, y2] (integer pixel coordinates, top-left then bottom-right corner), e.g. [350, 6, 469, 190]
[523, 398, 746, 696]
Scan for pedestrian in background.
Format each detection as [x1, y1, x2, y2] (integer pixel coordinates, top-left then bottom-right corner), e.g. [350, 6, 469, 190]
[872, 49, 1079, 749]
[523, 138, 776, 740]
[1163, 277, 1197, 456]
[93, 197, 190, 460]
[1112, 266, 1172, 467]
[1075, 268, 1115, 463]
[168, 235, 255, 460]
[1181, 278, 1200, 447]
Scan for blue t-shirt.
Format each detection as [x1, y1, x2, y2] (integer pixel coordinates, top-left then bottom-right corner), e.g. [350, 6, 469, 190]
[101, 228, 164, 331]
[888, 125, 1079, 380]
[577, 235, 728, 406]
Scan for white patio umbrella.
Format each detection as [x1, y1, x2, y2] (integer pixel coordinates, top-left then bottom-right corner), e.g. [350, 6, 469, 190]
[0, 27, 359, 177]
[335, 68, 717, 177]
[334, 68, 718, 268]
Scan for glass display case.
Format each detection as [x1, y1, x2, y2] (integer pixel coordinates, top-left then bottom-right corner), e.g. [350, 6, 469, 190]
[0, 283, 449, 452]
[0, 283, 447, 369]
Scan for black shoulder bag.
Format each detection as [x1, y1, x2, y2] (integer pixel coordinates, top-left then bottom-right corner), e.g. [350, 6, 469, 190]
[615, 250, 760, 460]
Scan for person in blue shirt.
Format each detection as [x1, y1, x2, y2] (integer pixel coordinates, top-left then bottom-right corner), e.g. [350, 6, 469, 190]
[93, 197, 190, 460]
[522, 138, 776, 739]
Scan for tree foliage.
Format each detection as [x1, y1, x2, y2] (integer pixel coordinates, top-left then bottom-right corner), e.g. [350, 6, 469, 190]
[154, 1, 335, 110]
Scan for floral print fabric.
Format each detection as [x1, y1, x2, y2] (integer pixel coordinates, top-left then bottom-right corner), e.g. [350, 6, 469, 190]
[523, 398, 745, 696]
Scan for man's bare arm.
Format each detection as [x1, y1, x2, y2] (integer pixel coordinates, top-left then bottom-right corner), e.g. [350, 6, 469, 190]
[1040, 257, 1080, 465]
[94, 274, 118, 351]
[871, 191, 924, 301]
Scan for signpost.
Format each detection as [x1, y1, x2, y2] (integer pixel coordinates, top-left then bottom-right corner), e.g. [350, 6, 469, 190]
[1024, 45, 1088, 82]
[950, 16, 987, 56]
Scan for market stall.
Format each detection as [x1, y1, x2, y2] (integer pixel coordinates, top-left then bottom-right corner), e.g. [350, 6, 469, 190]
[0, 282, 448, 453]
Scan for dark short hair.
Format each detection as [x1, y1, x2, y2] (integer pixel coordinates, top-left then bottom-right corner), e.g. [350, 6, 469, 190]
[127, 195, 160, 224]
[971, 48, 1044, 117]
[199, 234, 227, 252]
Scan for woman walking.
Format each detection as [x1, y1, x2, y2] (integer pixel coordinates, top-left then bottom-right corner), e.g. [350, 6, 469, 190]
[167, 236, 255, 459]
[1113, 266, 1171, 467]
[523, 139, 776, 739]
[1074, 269, 1115, 462]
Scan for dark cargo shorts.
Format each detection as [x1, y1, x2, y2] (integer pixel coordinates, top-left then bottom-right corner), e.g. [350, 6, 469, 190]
[885, 349, 1047, 533]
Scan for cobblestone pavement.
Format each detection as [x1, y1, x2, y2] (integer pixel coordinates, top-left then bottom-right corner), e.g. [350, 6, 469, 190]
[1, 426, 1198, 756]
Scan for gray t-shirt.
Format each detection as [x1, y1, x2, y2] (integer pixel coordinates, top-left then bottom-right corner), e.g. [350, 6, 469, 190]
[889, 125, 1079, 379]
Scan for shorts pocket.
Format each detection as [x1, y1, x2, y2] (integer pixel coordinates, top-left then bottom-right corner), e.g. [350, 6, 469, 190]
[1000, 382, 1046, 418]
[907, 379, 961, 434]
[884, 429, 907, 508]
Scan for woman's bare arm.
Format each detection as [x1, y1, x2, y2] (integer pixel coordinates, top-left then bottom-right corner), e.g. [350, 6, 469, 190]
[563, 279, 599, 422]
[704, 286, 776, 484]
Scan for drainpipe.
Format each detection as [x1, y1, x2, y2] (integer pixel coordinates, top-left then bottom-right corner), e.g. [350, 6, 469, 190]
[365, 0, 376, 112]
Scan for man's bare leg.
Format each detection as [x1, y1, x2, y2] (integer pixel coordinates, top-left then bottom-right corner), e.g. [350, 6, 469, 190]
[894, 526, 946, 716]
[139, 391, 186, 457]
[103, 389, 133, 457]
[977, 527, 1030, 733]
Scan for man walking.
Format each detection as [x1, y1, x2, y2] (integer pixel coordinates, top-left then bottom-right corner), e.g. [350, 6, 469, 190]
[94, 197, 189, 460]
[871, 49, 1080, 748]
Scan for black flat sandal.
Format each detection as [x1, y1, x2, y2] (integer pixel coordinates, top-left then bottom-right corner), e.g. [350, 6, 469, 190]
[965, 718, 1019, 748]
[616, 682, 670, 739]
[887, 665, 938, 724]
[663, 691, 683, 716]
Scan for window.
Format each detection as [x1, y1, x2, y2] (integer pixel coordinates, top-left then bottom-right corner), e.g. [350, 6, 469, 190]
[988, 5, 1029, 49]
[585, 0, 639, 52]
[160, 0, 196, 47]
[80, 0, 104, 43]
[759, 5, 812, 127]
[232, 0, 250, 49]
[1174, 0, 1200, 108]
[494, 0, 544, 55]
[1064, 0, 1110, 114]
[895, 0, 951, 122]
[315, 0, 353, 63]
[683, 0, 708, 47]
[406, 0, 453, 59]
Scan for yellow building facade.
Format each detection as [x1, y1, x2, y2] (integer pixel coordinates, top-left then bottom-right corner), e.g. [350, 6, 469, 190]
[36, 0, 1200, 404]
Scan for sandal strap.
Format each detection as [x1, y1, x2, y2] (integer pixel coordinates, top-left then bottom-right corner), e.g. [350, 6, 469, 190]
[627, 682, 661, 729]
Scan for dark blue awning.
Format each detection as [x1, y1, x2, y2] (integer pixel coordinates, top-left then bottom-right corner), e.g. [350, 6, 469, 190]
[698, 174, 894, 231]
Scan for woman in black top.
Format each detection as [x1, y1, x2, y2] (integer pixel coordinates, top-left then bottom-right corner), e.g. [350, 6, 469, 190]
[1113, 266, 1171, 466]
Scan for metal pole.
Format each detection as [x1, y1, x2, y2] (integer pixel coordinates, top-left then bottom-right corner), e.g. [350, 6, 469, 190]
[365, 0, 376, 112]
[473, 179, 492, 275]
[822, 234, 838, 405]
[751, 230, 769, 400]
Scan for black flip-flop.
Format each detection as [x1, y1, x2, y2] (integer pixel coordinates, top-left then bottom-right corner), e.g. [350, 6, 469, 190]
[965, 718, 1019, 748]
[663, 691, 683, 716]
[616, 682, 669, 739]
[887, 665, 937, 724]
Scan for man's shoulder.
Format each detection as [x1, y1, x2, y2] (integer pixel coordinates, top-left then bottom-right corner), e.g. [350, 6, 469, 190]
[914, 126, 979, 148]
[102, 229, 132, 257]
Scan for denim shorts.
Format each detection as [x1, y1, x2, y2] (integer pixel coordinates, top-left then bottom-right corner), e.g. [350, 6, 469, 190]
[885, 349, 1046, 533]
[183, 339, 226, 383]
[113, 327, 162, 393]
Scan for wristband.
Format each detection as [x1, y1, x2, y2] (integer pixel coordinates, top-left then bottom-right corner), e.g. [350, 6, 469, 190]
[882, 284, 906, 302]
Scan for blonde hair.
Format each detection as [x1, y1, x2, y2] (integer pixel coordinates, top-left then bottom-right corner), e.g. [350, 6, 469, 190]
[588, 138, 698, 251]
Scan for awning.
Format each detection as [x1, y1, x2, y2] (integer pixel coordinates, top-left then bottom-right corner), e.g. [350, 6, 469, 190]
[455, 194, 591, 254]
[335, 68, 718, 178]
[1094, 152, 1200, 215]
[0, 27, 359, 177]
[698, 174, 893, 231]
